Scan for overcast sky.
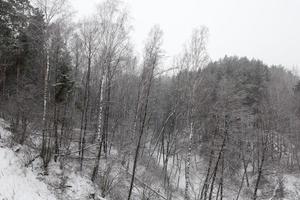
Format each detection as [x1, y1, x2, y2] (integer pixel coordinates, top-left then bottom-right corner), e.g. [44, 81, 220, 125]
[71, 0, 300, 70]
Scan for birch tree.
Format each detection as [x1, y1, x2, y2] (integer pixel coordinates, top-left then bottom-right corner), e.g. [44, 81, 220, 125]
[127, 25, 163, 200]
[78, 17, 99, 170]
[179, 27, 209, 200]
[34, 0, 70, 168]
[91, 0, 131, 181]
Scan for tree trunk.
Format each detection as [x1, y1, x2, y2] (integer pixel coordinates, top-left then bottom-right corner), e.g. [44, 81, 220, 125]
[253, 138, 266, 200]
[79, 47, 92, 170]
[91, 73, 105, 182]
[184, 122, 193, 200]
[208, 136, 226, 200]
[41, 49, 50, 164]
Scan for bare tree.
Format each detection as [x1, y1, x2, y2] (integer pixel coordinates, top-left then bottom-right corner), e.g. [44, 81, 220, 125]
[34, 0, 71, 168]
[78, 17, 99, 170]
[91, 0, 132, 182]
[127, 25, 163, 200]
[96, 0, 132, 157]
[178, 26, 209, 200]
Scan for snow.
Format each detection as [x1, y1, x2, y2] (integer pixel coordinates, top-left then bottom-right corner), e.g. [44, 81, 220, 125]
[0, 118, 103, 200]
[0, 119, 57, 200]
[283, 174, 300, 200]
[0, 120, 55, 200]
[0, 147, 57, 200]
[64, 172, 96, 200]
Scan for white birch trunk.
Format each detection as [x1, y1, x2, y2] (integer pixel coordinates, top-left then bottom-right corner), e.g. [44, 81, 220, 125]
[184, 121, 193, 200]
[41, 48, 50, 157]
[91, 71, 106, 182]
[96, 73, 105, 142]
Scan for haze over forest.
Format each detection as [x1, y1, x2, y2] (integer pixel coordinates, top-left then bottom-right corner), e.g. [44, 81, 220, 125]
[71, 0, 300, 71]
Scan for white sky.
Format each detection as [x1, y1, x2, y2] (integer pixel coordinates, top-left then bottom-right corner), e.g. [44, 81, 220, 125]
[71, 0, 300, 70]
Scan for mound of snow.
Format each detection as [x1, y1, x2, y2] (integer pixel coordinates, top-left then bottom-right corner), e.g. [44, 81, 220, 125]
[64, 172, 95, 199]
[0, 147, 57, 200]
[283, 174, 300, 200]
[0, 118, 100, 200]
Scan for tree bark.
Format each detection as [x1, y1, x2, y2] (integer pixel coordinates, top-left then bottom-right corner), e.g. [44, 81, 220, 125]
[91, 73, 105, 182]
[184, 122, 193, 200]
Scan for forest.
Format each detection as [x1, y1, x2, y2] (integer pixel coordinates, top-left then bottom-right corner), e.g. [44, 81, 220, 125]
[1, 0, 300, 200]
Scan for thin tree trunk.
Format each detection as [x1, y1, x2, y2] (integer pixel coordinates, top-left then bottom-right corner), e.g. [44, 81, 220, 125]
[253, 139, 266, 200]
[80, 48, 92, 170]
[127, 66, 155, 200]
[184, 122, 193, 200]
[200, 131, 216, 200]
[127, 104, 149, 200]
[220, 152, 224, 200]
[41, 49, 50, 162]
[208, 136, 226, 200]
[236, 167, 246, 200]
[19, 116, 27, 144]
[59, 102, 67, 148]
[15, 56, 20, 136]
[103, 65, 111, 157]
[91, 73, 105, 182]
[54, 105, 59, 162]
[242, 153, 250, 187]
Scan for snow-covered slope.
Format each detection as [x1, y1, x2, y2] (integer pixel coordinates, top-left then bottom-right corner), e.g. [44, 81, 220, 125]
[0, 147, 57, 200]
[0, 119, 57, 200]
[0, 118, 104, 200]
[283, 174, 300, 200]
[1, 117, 300, 200]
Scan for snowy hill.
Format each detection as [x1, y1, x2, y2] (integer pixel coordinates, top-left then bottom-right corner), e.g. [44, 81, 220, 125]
[0, 147, 57, 200]
[0, 119, 100, 200]
[1, 117, 300, 200]
[0, 119, 57, 200]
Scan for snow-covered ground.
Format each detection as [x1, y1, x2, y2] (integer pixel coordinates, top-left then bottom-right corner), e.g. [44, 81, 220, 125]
[0, 119, 57, 200]
[283, 174, 300, 200]
[0, 119, 100, 200]
[0, 147, 57, 200]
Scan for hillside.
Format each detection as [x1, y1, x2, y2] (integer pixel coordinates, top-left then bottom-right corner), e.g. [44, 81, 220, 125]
[0, 119, 100, 200]
[1, 117, 300, 200]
